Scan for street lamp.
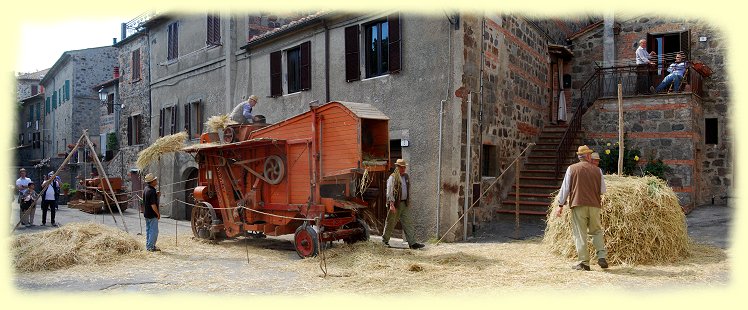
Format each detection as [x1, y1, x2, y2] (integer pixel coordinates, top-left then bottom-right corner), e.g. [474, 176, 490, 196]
[98, 86, 108, 103]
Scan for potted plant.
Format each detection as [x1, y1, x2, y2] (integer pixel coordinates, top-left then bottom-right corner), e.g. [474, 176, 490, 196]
[61, 182, 71, 195]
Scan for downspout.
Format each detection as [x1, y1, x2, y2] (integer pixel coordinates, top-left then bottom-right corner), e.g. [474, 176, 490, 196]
[323, 19, 330, 103]
[464, 92, 472, 241]
[475, 13, 486, 237]
[436, 14, 453, 239]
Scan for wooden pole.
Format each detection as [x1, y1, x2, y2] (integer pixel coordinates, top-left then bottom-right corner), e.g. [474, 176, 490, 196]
[617, 82, 624, 176]
[82, 130, 129, 233]
[13, 133, 86, 231]
[514, 161, 520, 233]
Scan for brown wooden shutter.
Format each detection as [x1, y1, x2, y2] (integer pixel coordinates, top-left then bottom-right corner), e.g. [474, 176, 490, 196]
[134, 115, 142, 144]
[387, 13, 401, 74]
[159, 108, 165, 137]
[270, 50, 282, 97]
[184, 103, 191, 139]
[300, 41, 311, 91]
[132, 50, 141, 80]
[127, 116, 133, 146]
[171, 105, 178, 134]
[344, 25, 360, 82]
[680, 30, 690, 60]
[646, 33, 654, 54]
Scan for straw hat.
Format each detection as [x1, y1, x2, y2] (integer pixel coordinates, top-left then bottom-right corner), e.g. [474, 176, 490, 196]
[144, 173, 157, 183]
[394, 159, 408, 166]
[576, 145, 594, 155]
[591, 152, 600, 160]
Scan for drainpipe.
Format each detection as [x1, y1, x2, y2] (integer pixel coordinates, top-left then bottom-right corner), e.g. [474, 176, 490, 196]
[475, 13, 486, 237]
[464, 92, 472, 241]
[436, 13, 455, 239]
[323, 19, 330, 103]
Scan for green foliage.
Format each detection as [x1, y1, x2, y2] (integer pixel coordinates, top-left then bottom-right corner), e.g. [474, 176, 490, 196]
[598, 141, 641, 175]
[61, 182, 71, 192]
[68, 189, 77, 197]
[643, 159, 672, 180]
[106, 133, 118, 151]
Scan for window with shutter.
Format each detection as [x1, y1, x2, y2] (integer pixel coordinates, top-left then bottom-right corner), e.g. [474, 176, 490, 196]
[387, 13, 401, 74]
[127, 116, 133, 146]
[159, 108, 165, 137]
[46, 97, 50, 114]
[132, 49, 141, 81]
[134, 115, 142, 145]
[31, 85, 38, 96]
[270, 51, 282, 97]
[300, 41, 311, 91]
[184, 103, 191, 139]
[207, 15, 221, 46]
[65, 80, 70, 101]
[344, 25, 360, 82]
[364, 19, 390, 78]
[648, 31, 690, 79]
[107, 94, 115, 114]
[287, 46, 301, 93]
[168, 22, 179, 61]
[171, 104, 178, 135]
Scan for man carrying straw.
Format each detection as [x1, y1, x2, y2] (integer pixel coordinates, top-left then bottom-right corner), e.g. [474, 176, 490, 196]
[555, 145, 608, 271]
[382, 159, 424, 249]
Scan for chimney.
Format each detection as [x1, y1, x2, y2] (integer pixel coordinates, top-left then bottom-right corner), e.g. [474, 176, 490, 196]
[113, 37, 117, 45]
[113, 66, 120, 79]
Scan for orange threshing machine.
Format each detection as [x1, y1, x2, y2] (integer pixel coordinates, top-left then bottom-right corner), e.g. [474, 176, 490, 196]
[182, 101, 391, 257]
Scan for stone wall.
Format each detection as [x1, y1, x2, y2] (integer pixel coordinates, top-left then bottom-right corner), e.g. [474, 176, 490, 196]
[569, 15, 731, 206]
[581, 94, 701, 207]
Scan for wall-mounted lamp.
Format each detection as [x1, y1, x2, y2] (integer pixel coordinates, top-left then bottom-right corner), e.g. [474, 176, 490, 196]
[98, 86, 108, 103]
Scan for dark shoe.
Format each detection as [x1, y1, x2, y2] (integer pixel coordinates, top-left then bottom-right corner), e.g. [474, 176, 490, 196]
[42, 223, 46, 226]
[572, 263, 590, 271]
[382, 240, 390, 247]
[598, 258, 609, 269]
[152, 247, 161, 252]
[650, 86, 656, 94]
[409, 243, 425, 250]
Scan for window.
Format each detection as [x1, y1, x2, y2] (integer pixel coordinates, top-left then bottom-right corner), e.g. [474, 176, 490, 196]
[64, 80, 70, 101]
[269, 41, 311, 96]
[132, 49, 141, 81]
[207, 15, 221, 46]
[167, 22, 179, 61]
[33, 132, 40, 149]
[287, 46, 301, 93]
[52, 91, 57, 109]
[345, 13, 401, 81]
[107, 93, 115, 114]
[128, 114, 142, 145]
[647, 31, 689, 76]
[481, 144, 498, 177]
[31, 85, 38, 96]
[184, 100, 203, 140]
[159, 105, 179, 137]
[46, 97, 50, 114]
[705, 118, 718, 145]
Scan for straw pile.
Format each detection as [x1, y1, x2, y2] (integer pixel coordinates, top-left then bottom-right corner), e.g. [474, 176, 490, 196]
[205, 114, 237, 133]
[136, 131, 188, 170]
[11, 222, 143, 272]
[543, 175, 690, 265]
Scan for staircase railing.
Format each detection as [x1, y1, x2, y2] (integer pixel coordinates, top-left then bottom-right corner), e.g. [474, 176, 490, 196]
[554, 69, 603, 176]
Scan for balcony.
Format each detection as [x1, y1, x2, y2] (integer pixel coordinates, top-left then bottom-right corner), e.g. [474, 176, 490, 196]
[594, 64, 706, 99]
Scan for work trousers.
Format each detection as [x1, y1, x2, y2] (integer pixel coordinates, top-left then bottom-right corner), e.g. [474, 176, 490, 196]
[570, 206, 607, 265]
[382, 201, 416, 246]
[41, 199, 57, 225]
[145, 217, 159, 250]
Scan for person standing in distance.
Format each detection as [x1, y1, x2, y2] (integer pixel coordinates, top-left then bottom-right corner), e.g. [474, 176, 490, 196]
[143, 173, 161, 252]
[382, 159, 424, 249]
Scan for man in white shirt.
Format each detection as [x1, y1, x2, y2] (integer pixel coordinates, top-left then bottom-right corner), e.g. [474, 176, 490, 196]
[41, 172, 60, 226]
[16, 168, 33, 225]
[635, 39, 657, 94]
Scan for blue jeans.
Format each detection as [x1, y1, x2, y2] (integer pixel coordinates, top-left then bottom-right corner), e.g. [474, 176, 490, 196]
[655, 73, 683, 93]
[145, 217, 159, 250]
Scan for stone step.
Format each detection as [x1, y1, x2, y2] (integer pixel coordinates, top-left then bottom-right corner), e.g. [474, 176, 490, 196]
[520, 169, 557, 178]
[511, 184, 560, 195]
[519, 176, 563, 185]
[503, 192, 555, 203]
[497, 201, 550, 215]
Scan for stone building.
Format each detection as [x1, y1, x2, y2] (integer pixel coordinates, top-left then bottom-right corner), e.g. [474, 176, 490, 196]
[39, 46, 118, 186]
[566, 15, 730, 209]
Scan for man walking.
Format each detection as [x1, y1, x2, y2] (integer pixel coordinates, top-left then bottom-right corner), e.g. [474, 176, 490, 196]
[143, 173, 161, 252]
[41, 172, 60, 226]
[382, 159, 424, 249]
[556, 145, 608, 271]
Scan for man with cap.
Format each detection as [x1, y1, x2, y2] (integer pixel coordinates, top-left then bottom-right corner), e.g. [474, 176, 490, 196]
[555, 145, 608, 271]
[591, 152, 601, 168]
[142, 173, 161, 251]
[20, 181, 38, 227]
[382, 159, 425, 249]
[41, 172, 60, 226]
[229, 95, 259, 124]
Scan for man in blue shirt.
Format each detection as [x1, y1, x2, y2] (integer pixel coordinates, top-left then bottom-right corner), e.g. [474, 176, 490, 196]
[229, 95, 258, 124]
[653, 52, 688, 93]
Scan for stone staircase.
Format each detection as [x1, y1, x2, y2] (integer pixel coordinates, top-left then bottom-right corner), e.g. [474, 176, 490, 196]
[498, 124, 581, 215]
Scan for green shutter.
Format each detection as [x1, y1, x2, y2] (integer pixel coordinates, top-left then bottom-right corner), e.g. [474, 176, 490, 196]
[53, 91, 57, 107]
[65, 80, 70, 101]
[46, 97, 50, 114]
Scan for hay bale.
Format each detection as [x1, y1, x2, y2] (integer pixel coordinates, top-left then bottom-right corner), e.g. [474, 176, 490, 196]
[205, 114, 238, 133]
[543, 175, 690, 265]
[136, 132, 188, 170]
[12, 222, 143, 272]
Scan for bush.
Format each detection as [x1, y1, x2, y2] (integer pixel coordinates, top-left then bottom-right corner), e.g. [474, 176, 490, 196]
[643, 158, 672, 180]
[598, 141, 641, 176]
[61, 182, 71, 192]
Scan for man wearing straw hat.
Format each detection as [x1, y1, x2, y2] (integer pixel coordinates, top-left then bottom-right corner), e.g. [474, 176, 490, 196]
[229, 95, 259, 124]
[382, 159, 425, 250]
[142, 173, 161, 252]
[556, 145, 608, 271]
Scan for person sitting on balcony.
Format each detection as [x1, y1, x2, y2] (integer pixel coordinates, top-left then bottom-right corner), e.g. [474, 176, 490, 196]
[652, 53, 688, 93]
[635, 39, 656, 94]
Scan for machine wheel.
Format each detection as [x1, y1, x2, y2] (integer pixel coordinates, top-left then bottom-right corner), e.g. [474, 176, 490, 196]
[263, 155, 285, 185]
[191, 203, 219, 240]
[294, 225, 319, 258]
[343, 218, 370, 244]
[223, 127, 235, 143]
